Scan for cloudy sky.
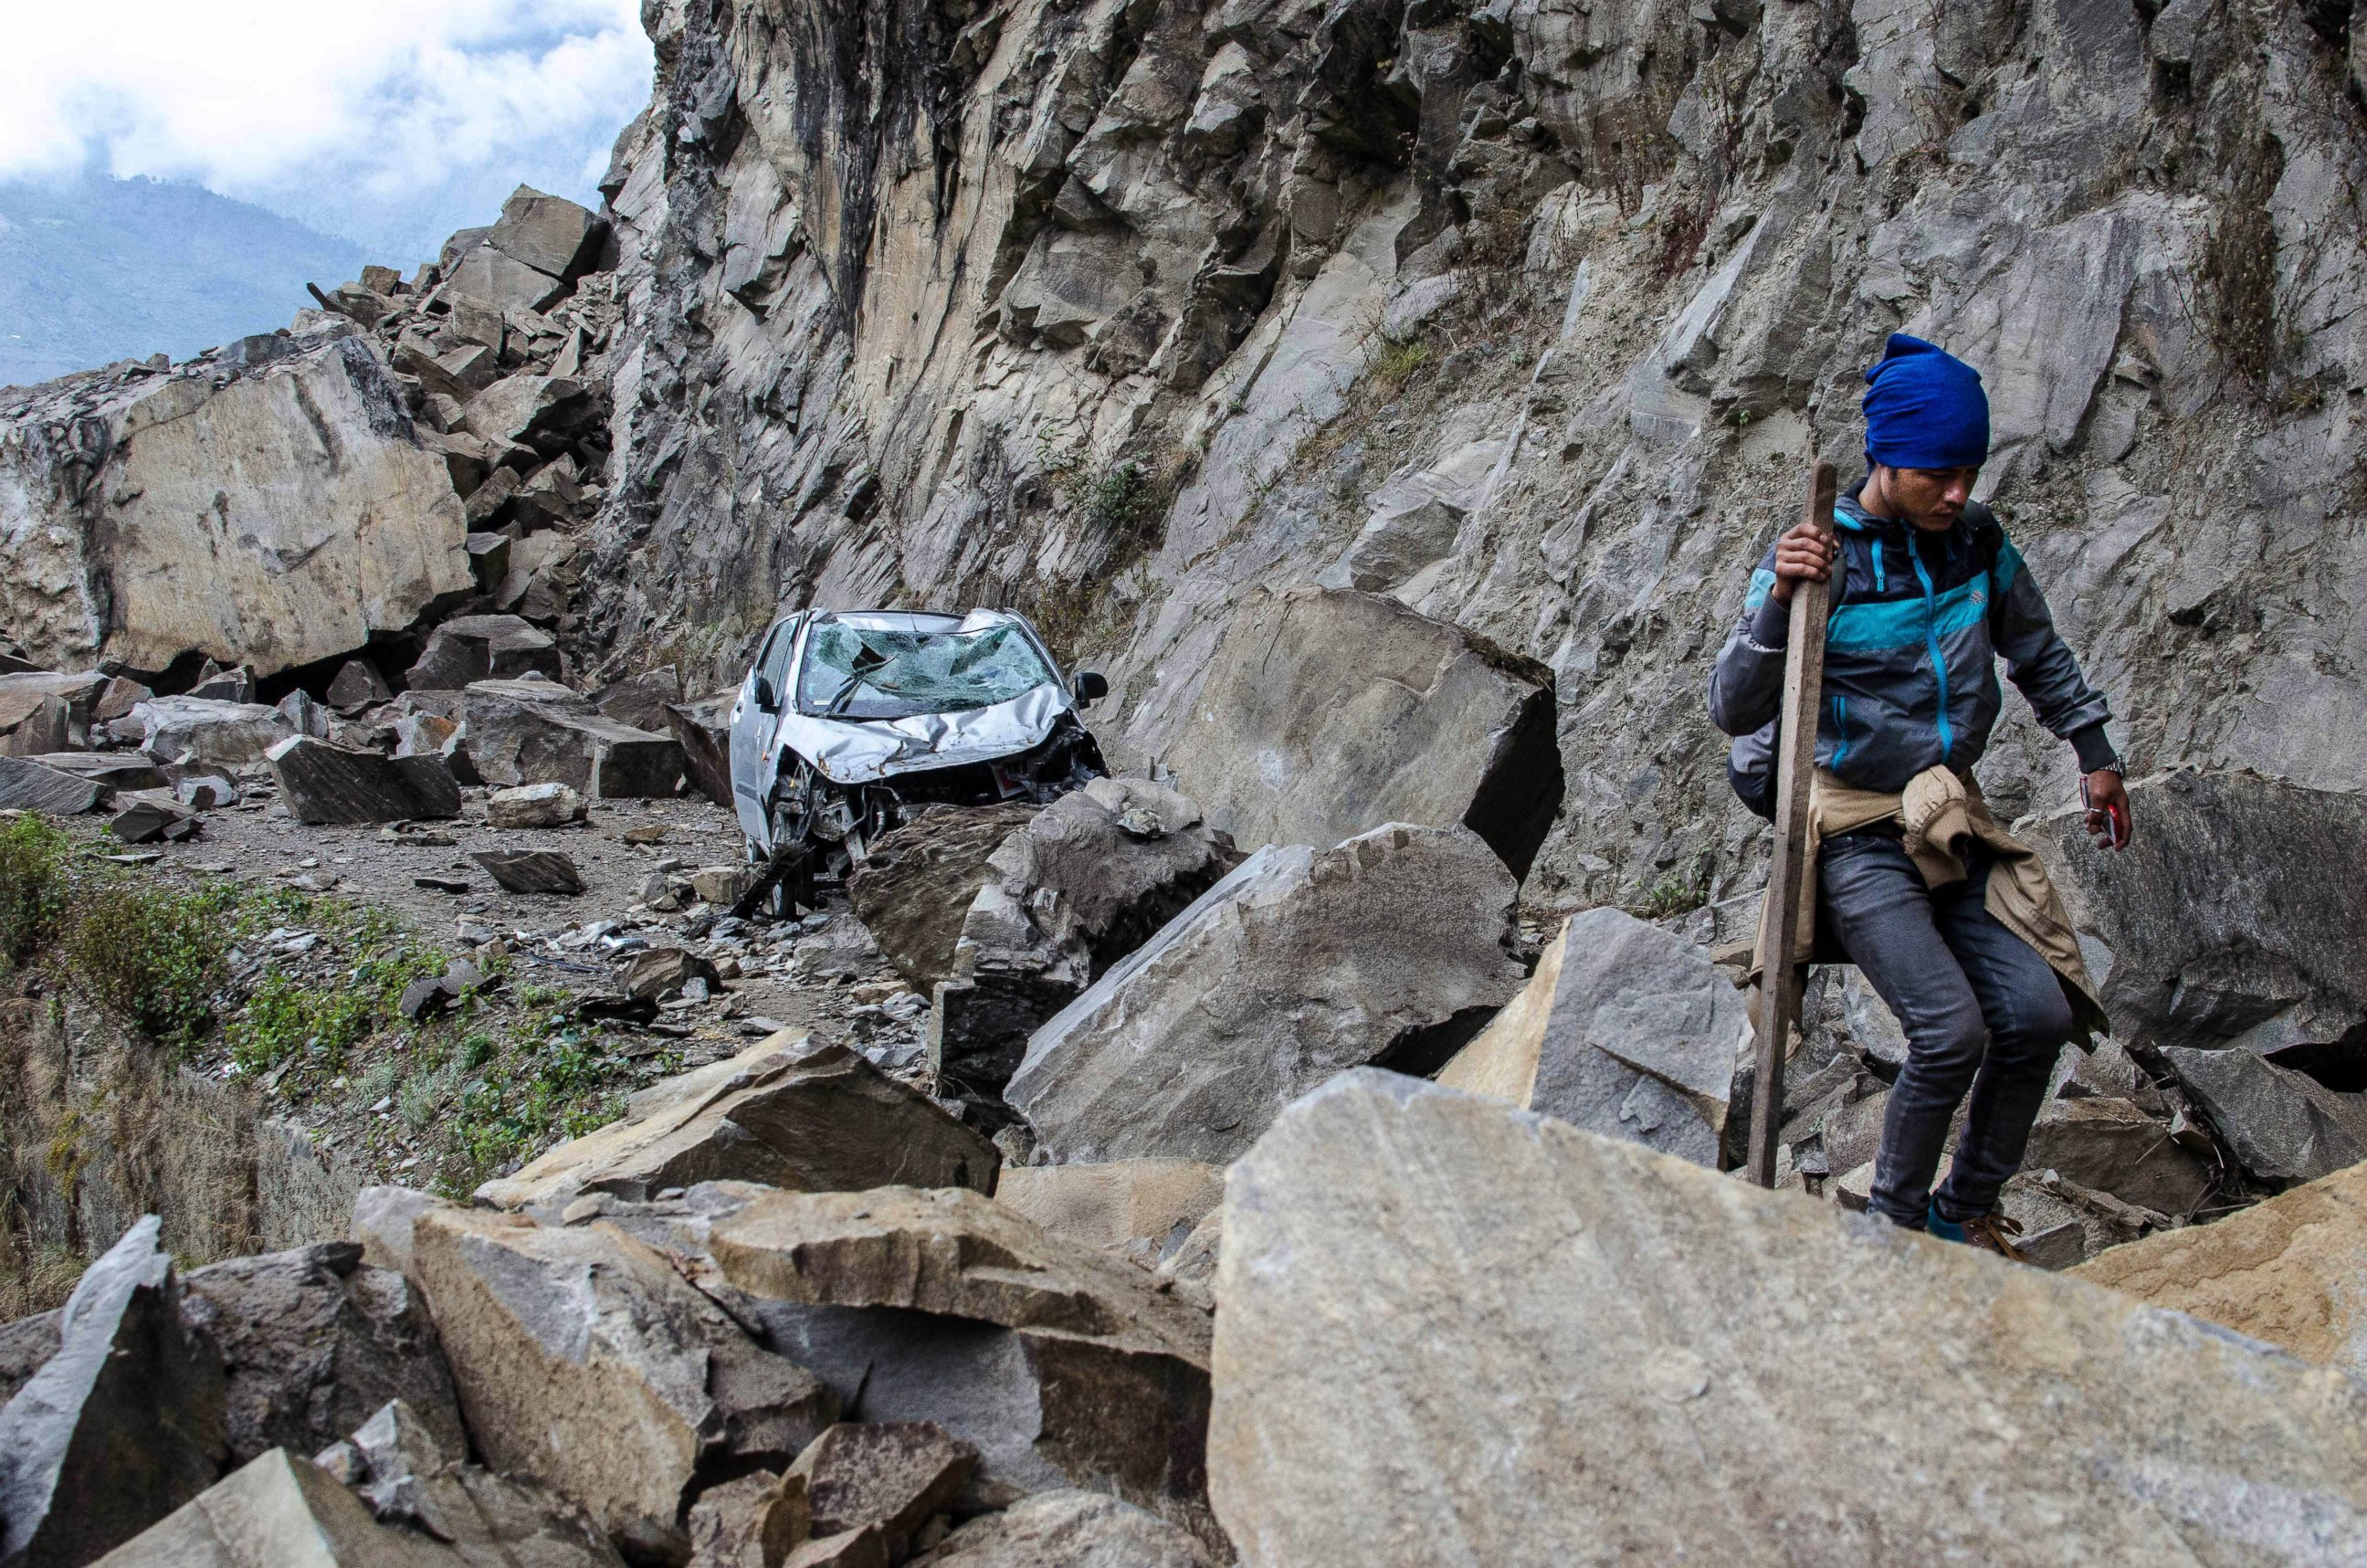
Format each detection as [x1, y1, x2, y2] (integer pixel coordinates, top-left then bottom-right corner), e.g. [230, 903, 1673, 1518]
[0, 0, 654, 264]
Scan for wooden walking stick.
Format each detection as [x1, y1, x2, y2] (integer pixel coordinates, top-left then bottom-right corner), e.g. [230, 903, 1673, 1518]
[1746, 459, 1838, 1189]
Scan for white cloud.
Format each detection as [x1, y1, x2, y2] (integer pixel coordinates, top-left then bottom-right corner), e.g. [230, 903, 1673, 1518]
[0, 0, 652, 258]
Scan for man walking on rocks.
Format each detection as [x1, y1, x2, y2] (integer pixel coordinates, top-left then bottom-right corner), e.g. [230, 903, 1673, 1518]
[1709, 334, 2131, 1257]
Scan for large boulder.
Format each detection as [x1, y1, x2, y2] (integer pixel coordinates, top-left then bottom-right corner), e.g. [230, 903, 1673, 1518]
[0, 1217, 226, 1566]
[2028, 770, 2367, 1062]
[1008, 823, 1525, 1164]
[131, 696, 295, 767]
[662, 693, 735, 808]
[930, 780, 1240, 1100]
[461, 679, 684, 797]
[2162, 1045, 2367, 1185]
[1168, 587, 1563, 878]
[0, 673, 101, 753]
[404, 615, 563, 690]
[267, 737, 463, 826]
[2075, 1157, 2367, 1381]
[1437, 907, 1750, 1168]
[410, 1205, 836, 1561]
[0, 340, 471, 678]
[846, 805, 1045, 992]
[175, 1241, 465, 1468]
[1210, 1071, 2367, 1565]
[474, 1035, 999, 1213]
[686, 1184, 1217, 1549]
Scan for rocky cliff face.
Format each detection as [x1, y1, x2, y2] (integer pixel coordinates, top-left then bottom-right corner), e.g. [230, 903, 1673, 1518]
[583, 0, 2367, 905]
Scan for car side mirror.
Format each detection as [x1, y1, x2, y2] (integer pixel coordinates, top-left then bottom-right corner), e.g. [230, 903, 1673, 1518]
[1072, 670, 1109, 708]
[753, 676, 778, 712]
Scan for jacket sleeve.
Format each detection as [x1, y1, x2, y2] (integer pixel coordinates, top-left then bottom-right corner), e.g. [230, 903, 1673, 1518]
[1990, 531, 2114, 757]
[1707, 542, 1791, 737]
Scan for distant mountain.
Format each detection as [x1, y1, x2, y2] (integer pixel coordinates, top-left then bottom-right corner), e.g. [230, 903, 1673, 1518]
[0, 174, 367, 390]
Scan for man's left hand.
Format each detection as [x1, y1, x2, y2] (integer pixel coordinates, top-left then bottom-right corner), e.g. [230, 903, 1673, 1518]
[2083, 770, 2131, 850]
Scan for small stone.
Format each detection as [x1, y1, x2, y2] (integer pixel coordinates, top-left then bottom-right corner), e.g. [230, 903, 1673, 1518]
[789, 1422, 978, 1560]
[472, 848, 587, 895]
[487, 781, 587, 829]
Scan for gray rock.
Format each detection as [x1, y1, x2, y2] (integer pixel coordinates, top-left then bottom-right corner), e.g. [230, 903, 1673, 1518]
[324, 658, 391, 715]
[27, 752, 165, 792]
[89, 1447, 478, 1567]
[267, 737, 462, 826]
[110, 795, 199, 844]
[910, 1489, 1213, 1567]
[931, 779, 1240, 1100]
[0, 340, 469, 679]
[461, 680, 683, 797]
[1208, 1071, 2367, 1565]
[0, 756, 106, 814]
[662, 693, 734, 808]
[404, 616, 563, 691]
[847, 805, 1046, 993]
[0, 1216, 226, 1566]
[186, 664, 256, 702]
[1164, 588, 1562, 879]
[470, 848, 586, 895]
[411, 1205, 834, 1557]
[2022, 1091, 2215, 1214]
[1437, 906, 1751, 1166]
[2028, 771, 2367, 1062]
[474, 1035, 996, 1212]
[591, 668, 683, 734]
[484, 184, 603, 281]
[174, 1241, 465, 1467]
[789, 1422, 976, 1561]
[130, 697, 294, 767]
[316, 1397, 626, 1566]
[486, 781, 586, 828]
[1010, 823, 1525, 1164]
[2163, 1046, 2367, 1184]
[274, 688, 331, 741]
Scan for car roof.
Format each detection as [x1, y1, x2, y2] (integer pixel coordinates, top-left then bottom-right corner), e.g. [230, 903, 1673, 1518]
[801, 608, 1022, 635]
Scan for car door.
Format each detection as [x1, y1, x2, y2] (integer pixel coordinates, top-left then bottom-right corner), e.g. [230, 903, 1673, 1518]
[730, 614, 804, 848]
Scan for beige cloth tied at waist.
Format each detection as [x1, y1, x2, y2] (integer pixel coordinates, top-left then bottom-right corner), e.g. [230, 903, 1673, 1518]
[1752, 763, 2108, 1047]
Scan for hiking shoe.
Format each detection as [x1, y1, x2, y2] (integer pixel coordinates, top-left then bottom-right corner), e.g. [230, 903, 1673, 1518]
[1926, 1201, 2027, 1262]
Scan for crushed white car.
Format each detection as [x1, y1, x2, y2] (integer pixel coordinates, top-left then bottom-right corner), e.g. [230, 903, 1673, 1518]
[728, 607, 1109, 906]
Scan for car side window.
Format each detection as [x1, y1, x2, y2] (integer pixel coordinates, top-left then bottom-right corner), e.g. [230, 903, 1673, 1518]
[753, 616, 801, 704]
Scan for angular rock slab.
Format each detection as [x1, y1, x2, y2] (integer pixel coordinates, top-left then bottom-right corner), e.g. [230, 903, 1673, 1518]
[789, 1422, 976, 1559]
[176, 1240, 465, 1467]
[0, 756, 106, 814]
[462, 680, 683, 797]
[405, 616, 563, 691]
[1169, 587, 1563, 878]
[847, 804, 1044, 993]
[475, 1035, 998, 1212]
[1010, 823, 1524, 1165]
[2164, 1045, 2367, 1185]
[993, 1159, 1224, 1258]
[1211, 1071, 2367, 1567]
[90, 1448, 468, 1567]
[680, 1184, 1216, 1546]
[411, 1206, 835, 1558]
[471, 848, 585, 895]
[932, 779, 1241, 1099]
[132, 696, 295, 767]
[910, 1489, 1212, 1567]
[268, 738, 462, 826]
[1437, 906, 1750, 1167]
[0, 1215, 226, 1567]
[2027, 770, 2367, 1058]
[2076, 1157, 2367, 1383]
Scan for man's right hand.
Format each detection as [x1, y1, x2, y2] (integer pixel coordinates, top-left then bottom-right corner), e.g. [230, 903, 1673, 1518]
[1770, 521, 1838, 606]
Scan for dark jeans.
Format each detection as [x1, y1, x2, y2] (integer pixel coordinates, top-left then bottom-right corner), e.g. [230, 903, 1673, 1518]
[1817, 833, 2074, 1228]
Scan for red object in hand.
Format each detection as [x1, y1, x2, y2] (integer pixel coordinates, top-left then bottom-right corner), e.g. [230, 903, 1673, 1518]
[2081, 776, 2129, 850]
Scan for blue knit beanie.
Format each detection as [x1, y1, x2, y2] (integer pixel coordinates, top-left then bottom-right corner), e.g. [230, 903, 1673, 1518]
[1862, 333, 1989, 469]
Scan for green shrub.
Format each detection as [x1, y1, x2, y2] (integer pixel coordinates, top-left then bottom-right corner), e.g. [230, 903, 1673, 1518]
[54, 881, 237, 1047]
[0, 816, 70, 972]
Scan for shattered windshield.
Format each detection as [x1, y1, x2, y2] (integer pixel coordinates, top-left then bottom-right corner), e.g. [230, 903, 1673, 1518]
[795, 618, 1056, 721]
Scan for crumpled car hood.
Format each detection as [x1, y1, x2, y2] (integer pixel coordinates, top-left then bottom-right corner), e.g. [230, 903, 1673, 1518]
[772, 681, 1072, 784]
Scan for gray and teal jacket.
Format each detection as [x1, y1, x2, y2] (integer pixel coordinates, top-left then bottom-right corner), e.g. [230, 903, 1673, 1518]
[1710, 493, 2115, 817]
